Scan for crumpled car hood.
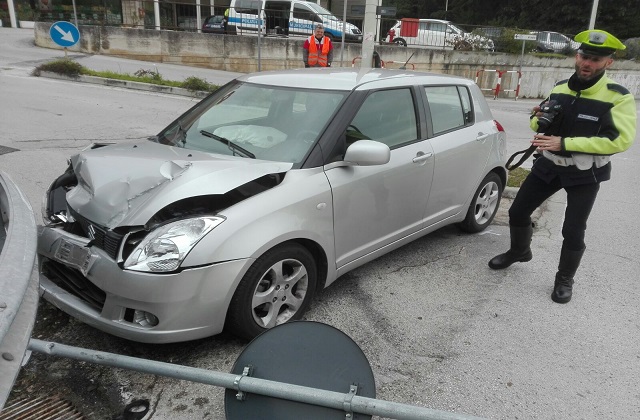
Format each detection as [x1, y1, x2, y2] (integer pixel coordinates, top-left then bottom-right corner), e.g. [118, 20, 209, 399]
[67, 141, 292, 228]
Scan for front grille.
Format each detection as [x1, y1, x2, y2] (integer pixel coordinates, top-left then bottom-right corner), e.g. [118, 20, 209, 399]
[42, 259, 106, 311]
[67, 208, 123, 259]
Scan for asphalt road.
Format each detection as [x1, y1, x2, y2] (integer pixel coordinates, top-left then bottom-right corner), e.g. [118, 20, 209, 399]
[1, 27, 639, 420]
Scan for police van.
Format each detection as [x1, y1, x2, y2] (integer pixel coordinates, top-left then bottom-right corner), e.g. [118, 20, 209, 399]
[227, 0, 362, 43]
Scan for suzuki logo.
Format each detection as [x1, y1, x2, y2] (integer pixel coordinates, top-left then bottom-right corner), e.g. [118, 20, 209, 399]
[87, 224, 96, 240]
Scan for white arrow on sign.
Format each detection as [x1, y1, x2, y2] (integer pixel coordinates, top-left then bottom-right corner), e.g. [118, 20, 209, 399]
[54, 24, 75, 43]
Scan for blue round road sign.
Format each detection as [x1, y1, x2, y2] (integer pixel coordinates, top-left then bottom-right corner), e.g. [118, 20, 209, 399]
[49, 21, 80, 48]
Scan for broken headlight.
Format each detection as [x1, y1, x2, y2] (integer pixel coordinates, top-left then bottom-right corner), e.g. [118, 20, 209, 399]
[124, 216, 225, 272]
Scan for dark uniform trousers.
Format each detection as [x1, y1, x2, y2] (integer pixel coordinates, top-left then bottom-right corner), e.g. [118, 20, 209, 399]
[508, 157, 602, 251]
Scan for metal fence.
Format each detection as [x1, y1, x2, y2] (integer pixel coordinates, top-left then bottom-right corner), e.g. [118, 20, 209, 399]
[4, 0, 580, 55]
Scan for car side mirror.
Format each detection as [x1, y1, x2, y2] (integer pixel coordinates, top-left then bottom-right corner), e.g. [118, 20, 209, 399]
[343, 140, 390, 166]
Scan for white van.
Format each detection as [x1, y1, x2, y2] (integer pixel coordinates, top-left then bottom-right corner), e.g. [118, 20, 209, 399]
[385, 19, 494, 51]
[227, 0, 363, 43]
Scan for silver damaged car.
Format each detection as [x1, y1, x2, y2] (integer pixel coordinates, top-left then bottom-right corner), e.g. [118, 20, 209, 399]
[38, 69, 507, 343]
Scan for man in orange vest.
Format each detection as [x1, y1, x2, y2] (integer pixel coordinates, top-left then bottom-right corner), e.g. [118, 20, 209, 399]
[303, 24, 334, 67]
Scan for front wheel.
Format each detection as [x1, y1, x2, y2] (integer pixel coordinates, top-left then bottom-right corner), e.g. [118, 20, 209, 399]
[225, 243, 317, 340]
[457, 172, 503, 233]
[453, 40, 473, 51]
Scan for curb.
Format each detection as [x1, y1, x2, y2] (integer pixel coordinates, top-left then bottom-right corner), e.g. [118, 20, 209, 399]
[37, 71, 210, 98]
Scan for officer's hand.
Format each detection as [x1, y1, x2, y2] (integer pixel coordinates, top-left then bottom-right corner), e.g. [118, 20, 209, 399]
[531, 105, 541, 117]
[531, 134, 562, 152]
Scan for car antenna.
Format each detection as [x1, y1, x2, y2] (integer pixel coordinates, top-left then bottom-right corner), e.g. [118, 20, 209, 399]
[399, 52, 415, 70]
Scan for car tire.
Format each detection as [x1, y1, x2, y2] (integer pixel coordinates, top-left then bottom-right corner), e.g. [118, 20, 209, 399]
[457, 172, 503, 233]
[454, 40, 473, 51]
[393, 38, 407, 47]
[225, 243, 317, 340]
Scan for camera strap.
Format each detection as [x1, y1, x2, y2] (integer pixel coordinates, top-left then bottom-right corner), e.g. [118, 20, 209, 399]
[505, 144, 536, 171]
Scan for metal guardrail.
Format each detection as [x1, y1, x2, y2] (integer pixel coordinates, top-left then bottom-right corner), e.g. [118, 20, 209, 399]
[0, 171, 39, 408]
[28, 339, 485, 420]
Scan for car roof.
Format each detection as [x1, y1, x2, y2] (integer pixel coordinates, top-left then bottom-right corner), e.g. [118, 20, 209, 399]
[416, 19, 450, 23]
[237, 68, 472, 91]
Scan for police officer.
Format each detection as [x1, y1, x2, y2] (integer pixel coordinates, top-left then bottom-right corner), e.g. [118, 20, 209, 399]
[489, 29, 637, 303]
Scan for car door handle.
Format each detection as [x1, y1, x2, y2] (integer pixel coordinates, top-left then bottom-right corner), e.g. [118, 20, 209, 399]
[476, 132, 490, 142]
[412, 152, 433, 163]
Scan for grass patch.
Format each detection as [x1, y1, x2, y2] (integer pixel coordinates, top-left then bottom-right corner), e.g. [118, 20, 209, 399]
[32, 58, 219, 92]
[32, 58, 83, 77]
[181, 76, 216, 92]
[507, 167, 530, 188]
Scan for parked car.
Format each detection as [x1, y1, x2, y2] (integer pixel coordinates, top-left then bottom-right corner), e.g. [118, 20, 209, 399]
[202, 15, 226, 34]
[38, 69, 507, 343]
[228, 0, 362, 42]
[385, 19, 494, 51]
[531, 31, 579, 53]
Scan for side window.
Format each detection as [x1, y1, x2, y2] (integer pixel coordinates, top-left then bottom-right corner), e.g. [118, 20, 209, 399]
[419, 21, 429, 31]
[430, 22, 447, 33]
[235, 0, 259, 14]
[424, 86, 467, 135]
[550, 33, 565, 43]
[347, 89, 418, 148]
[293, 4, 313, 20]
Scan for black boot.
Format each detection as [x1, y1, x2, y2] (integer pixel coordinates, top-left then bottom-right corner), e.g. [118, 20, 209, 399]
[488, 225, 533, 269]
[551, 246, 585, 304]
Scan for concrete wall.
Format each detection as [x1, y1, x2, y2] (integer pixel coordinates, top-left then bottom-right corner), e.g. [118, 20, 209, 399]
[34, 23, 640, 99]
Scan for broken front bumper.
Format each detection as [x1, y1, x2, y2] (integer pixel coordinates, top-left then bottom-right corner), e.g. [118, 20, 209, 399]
[37, 225, 253, 343]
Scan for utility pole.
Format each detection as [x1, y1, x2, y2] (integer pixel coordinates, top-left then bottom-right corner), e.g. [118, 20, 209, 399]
[361, 0, 378, 69]
[588, 0, 599, 29]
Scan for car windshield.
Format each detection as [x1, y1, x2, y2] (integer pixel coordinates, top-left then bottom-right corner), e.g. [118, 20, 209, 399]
[156, 82, 346, 163]
[448, 23, 466, 35]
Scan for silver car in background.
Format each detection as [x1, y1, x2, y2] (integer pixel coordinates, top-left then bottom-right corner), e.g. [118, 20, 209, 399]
[386, 19, 495, 51]
[532, 31, 580, 53]
[38, 69, 507, 343]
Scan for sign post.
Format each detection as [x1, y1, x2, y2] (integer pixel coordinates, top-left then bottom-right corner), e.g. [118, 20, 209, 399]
[514, 33, 537, 71]
[49, 21, 80, 58]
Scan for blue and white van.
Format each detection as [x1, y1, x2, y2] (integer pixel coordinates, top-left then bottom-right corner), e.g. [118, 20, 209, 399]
[227, 0, 363, 43]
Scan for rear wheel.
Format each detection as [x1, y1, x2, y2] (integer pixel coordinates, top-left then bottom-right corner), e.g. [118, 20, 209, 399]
[457, 172, 503, 233]
[226, 243, 317, 340]
[393, 38, 407, 47]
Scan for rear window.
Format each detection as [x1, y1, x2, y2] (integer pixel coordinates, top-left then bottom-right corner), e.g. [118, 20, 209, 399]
[205, 16, 224, 24]
[424, 85, 473, 135]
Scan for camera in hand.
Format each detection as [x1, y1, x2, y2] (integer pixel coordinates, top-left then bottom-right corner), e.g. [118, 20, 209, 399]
[537, 100, 562, 133]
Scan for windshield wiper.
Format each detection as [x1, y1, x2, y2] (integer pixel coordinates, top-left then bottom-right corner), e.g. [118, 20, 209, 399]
[200, 130, 255, 159]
